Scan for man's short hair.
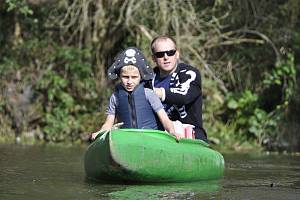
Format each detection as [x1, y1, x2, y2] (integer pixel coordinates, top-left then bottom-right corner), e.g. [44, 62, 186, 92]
[150, 35, 177, 54]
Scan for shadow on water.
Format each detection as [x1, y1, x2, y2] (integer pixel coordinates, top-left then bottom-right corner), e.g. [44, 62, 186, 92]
[85, 178, 221, 199]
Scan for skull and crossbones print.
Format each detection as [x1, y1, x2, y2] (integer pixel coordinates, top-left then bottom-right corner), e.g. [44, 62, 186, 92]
[124, 49, 137, 64]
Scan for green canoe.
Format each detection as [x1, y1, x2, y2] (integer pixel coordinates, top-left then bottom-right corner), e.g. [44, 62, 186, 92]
[84, 128, 224, 183]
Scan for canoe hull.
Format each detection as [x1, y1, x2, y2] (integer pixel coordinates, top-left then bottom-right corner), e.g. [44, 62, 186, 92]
[84, 129, 224, 182]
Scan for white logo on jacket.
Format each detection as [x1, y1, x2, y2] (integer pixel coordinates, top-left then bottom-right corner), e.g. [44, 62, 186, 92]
[167, 70, 196, 119]
[167, 105, 187, 119]
[170, 70, 196, 95]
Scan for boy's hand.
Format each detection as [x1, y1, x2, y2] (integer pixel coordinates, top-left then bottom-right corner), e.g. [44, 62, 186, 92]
[174, 133, 181, 140]
[171, 132, 183, 141]
[91, 132, 99, 140]
[91, 129, 104, 140]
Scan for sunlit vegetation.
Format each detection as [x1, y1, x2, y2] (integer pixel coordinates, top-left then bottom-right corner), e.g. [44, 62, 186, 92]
[0, 0, 299, 151]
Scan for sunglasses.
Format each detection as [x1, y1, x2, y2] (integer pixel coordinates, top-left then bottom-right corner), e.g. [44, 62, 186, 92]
[154, 49, 176, 58]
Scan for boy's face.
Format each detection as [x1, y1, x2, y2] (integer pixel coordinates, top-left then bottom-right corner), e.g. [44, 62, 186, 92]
[120, 66, 141, 92]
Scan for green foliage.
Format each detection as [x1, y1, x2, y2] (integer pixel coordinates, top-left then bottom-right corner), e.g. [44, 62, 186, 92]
[263, 53, 296, 101]
[0, 0, 299, 150]
[0, 56, 20, 75]
[33, 43, 98, 142]
[248, 108, 280, 144]
[5, 0, 33, 16]
[225, 90, 259, 139]
[223, 52, 296, 146]
[224, 90, 277, 144]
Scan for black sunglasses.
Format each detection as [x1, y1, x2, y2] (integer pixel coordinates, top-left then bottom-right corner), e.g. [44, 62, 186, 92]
[154, 49, 176, 58]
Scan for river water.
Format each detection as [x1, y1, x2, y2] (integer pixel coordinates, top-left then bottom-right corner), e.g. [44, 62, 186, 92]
[0, 143, 299, 200]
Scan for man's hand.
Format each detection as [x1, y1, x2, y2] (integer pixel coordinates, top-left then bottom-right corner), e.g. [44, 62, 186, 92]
[154, 87, 165, 100]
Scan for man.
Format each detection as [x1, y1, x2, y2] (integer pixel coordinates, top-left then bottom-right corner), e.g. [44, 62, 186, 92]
[151, 36, 208, 142]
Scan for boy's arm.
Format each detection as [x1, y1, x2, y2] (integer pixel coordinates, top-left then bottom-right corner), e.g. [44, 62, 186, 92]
[91, 114, 115, 140]
[156, 109, 181, 140]
[145, 88, 181, 139]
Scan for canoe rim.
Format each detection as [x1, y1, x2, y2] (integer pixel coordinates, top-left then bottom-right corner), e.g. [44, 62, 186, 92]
[95, 128, 210, 148]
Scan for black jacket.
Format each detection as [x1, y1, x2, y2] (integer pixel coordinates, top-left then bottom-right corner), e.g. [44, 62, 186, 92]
[153, 62, 207, 140]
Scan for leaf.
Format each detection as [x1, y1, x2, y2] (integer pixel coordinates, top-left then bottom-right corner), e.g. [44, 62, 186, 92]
[227, 99, 238, 109]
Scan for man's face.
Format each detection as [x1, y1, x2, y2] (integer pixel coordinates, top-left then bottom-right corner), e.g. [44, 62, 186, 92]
[152, 38, 179, 76]
[120, 66, 141, 92]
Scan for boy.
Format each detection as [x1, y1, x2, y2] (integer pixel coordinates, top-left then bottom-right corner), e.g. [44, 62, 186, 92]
[92, 47, 180, 140]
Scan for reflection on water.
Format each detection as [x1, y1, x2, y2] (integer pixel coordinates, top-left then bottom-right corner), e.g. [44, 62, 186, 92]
[0, 144, 300, 200]
[107, 182, 220, 199]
